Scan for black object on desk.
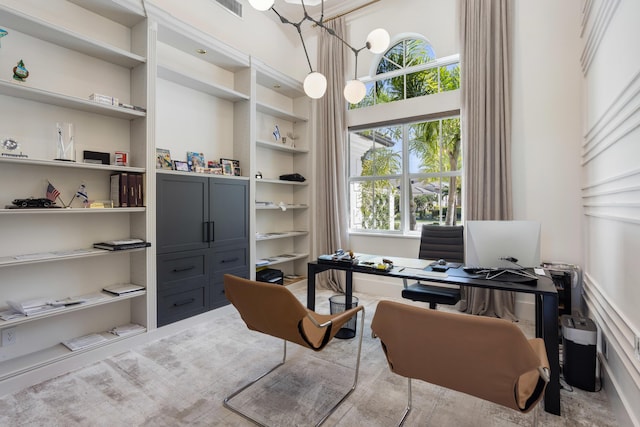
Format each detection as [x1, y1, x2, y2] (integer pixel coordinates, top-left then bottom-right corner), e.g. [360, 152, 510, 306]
[306, 256, 561, 416]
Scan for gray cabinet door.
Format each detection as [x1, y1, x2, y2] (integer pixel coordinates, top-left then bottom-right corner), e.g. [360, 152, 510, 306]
[210, 177, 249, 249]
[156, 174, 209, 254]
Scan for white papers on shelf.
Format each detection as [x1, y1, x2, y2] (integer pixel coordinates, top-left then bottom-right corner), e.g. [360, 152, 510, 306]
[13, 248, 95, 261]
[62, 333, 109, 351]
[110, 323, 146, 336]
[256, 259, 271, 267]
[0, 309, 25, 321]
[7, 298, 57, 316]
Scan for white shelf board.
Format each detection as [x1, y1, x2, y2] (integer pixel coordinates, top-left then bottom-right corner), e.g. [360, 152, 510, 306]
[255, 231, 308, 241]
[0, 4, 146, 68]
[0, 330, 145, 381]
[256, 178, 308, 186]
[256, 101, 308, 123]
[0, 207, 145, 215]
[256, 139, 308, 154]
[0, 79, 146, 119]
[0, 290, 146, 328]
[0, 247, 146, 268]
[157, 64, 249, 101]
[67, 0, 146, 28]
[0, 156, 145, 173]
[256, 253, 309, 267]
[255, 204, 308, 210]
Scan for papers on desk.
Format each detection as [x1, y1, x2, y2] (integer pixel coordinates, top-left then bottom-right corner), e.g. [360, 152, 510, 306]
[389, 267, 448, 279]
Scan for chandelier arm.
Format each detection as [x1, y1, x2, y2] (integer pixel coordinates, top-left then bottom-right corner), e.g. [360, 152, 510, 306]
[296, 24, 314, 73]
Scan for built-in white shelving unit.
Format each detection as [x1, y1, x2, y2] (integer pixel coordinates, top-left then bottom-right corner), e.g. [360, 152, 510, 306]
[0, 0, 314, 392]
[252, 60, 312, 281]
[0, 0, 150, 386]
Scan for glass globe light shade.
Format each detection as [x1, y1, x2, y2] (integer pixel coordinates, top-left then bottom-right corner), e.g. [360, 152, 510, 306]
[249, 0, 274, 11]
[303, 72, 327, 99]
[366, 28, 390, 54]
[344, 79, 366, 104]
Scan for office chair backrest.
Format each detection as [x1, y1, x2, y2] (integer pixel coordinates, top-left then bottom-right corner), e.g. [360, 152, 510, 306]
[418, 225, 464, 263]
[224, 274, 357, 351]
[371, 300, 549, 413]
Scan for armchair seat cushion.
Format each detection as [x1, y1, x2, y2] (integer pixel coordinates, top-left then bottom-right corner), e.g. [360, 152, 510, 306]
[402, 283, 461, 306]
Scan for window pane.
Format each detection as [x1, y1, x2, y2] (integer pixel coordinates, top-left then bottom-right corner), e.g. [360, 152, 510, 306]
[409, 177, 443, 230]
[439, 63, 460, 91]
[441, 118, 462, 172]
[405, 68, 438, 99]
[350, 179, 401, 231]
[350, 127, 403, 177]
[408, 120, 440, 174]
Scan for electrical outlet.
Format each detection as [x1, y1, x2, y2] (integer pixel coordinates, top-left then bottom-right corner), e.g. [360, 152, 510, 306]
[1, 327, 16, 346]
[634, 335, 640, 361]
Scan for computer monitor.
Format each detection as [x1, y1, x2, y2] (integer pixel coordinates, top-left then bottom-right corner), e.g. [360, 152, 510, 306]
[465, 220, 541, 269]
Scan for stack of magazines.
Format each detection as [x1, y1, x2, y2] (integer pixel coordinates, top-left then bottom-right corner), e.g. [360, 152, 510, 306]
[93, 239, 151, 251]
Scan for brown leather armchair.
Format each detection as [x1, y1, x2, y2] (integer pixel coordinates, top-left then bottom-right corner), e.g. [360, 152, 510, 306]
[371, 300, 550, 426]
[223, 274, 365, 426]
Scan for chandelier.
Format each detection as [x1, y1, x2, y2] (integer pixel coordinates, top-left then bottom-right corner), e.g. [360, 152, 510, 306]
[248, 0, 390, 104]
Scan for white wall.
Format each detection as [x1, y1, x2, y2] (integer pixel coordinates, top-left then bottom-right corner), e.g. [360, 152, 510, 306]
[579, 0, 640, 425]
[511, 0, 583, 266]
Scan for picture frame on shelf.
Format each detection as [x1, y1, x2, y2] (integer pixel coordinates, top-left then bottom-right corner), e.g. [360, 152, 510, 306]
[156, 148, 172, 170]
[234, 167, 241, 176]
[173, 160, 189, 172]
[221, 159, 234, 175]
[187, 151, 205, 171]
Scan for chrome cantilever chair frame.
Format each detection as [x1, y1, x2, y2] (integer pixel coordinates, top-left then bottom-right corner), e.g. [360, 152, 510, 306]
[222, 275, 365, 427]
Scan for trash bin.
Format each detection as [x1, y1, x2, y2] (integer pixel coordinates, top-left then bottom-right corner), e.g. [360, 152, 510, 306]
[561, 314, 597, 391]
[329, 295, 359, 339]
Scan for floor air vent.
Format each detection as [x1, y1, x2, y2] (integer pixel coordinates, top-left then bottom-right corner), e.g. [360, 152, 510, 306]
[215, 0, 243, 18]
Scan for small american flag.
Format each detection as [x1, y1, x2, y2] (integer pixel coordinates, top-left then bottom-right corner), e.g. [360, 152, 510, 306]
[46, 182, 60, 202]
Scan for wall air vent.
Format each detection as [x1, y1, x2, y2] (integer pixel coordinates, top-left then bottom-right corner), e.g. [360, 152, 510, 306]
[215, 0, 243, 18]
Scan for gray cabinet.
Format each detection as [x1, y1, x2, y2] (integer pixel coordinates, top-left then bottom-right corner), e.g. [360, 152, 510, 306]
[156, 173, 249, 325]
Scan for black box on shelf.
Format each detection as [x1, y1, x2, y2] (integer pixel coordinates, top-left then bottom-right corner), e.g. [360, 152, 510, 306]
[256, 268, 284, 285]
[83, 150, 110, 165]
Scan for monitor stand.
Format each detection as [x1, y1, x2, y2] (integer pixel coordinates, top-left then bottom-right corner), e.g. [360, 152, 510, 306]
[485, 268, 537, 281]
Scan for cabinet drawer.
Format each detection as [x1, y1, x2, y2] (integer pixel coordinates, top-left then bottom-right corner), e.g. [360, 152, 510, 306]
[158, 251, 207, 285]
[212, 247, 247, 271]
[157, 285, 207, 327]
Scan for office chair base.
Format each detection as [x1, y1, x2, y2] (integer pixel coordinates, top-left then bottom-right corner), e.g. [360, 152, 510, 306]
[223, 312, 365, 427]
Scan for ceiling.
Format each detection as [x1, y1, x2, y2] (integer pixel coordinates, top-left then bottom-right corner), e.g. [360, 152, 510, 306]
[269, 0, 376, 22]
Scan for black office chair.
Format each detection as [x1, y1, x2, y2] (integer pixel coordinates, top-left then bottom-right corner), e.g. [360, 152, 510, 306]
[401, 225, 464, 309]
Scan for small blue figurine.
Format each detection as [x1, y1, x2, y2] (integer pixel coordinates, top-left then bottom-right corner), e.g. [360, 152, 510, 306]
[13, 59, 29, 82]
[0, 28, 7, 47]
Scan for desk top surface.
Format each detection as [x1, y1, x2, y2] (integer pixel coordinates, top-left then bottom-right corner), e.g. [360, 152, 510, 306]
[311, 253, 558, 296]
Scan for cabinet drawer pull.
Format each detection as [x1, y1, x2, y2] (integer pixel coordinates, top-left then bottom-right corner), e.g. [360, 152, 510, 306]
[173, 298, 195, 307]
[172, 265, 196, 273]
[221, 257, 239, 263]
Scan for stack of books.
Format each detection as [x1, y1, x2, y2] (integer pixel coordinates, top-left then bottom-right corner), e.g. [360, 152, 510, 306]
[93, 239, 150, 251]
[110, 172, 144, 207]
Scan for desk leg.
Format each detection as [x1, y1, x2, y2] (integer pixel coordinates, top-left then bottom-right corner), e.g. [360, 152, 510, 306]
[542, 293, 561, 415]
[307, 263, 317, 311]
[345, 270, 353, 308]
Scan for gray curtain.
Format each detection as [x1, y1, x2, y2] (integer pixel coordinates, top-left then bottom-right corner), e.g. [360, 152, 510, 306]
[458, 0, 516, 319]
[314, 18, 350, 292]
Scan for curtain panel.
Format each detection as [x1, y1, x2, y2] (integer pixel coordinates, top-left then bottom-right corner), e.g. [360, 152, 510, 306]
[458, 0, 516, 319]
[314, 18, 350, 292]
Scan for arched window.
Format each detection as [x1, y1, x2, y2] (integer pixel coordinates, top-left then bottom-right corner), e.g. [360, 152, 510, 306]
[353, 35, 459, 108]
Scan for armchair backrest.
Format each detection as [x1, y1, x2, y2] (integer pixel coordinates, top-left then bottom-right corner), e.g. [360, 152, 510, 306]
[371, 300, 549, 413]
[223, 274, 359, 351]
[418, 225, 464, 263]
